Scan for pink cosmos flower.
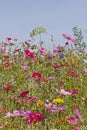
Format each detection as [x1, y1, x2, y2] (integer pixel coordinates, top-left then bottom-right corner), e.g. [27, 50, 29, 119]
[44, 102, 66, 113]
[4, 110, 31, 118]
[72, 126, 80, 130]
[38, 47, 48, 56]
[26, 112, 43, 124]
[56, 88, 72, 96]
[18, 90, 29, 98]
[21, 66, 30, 71]
[24, 49, 35, 58]
[21, 56, 26, 62]
[73, 109, 84, 123]
[25, 41, 30, 46]
[53, 46, 63, 53]
[7, 37, 12, 41]
[32, 72, 42, 79]
[63, 34, 76, 44]
[66, 115, 78, 125]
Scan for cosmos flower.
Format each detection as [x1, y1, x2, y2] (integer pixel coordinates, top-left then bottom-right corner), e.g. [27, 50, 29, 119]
[18, 90, 29, 98]
[21, 66, 30, 71]
[63, 34, 76, 44]
[26, 112, 43, 124]
[3, 62, 10, 67]
[24, 49, 35, 58]
[56, 88, 72, 96]
[7, 37, 12, 41]
[32, 72, 42, 79]
[73, 109, 84, 123]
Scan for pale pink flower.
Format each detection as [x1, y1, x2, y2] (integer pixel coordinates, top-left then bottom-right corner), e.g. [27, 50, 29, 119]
[56, 88, 72, 96]
[73, 109, 84, 123]
[21, 66, 30, 71]
[83, 68, 87, 73]
[63, 34, 76, 44]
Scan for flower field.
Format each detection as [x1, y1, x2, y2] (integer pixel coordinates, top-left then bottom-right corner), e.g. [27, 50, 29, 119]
[0, 32, 87, 130]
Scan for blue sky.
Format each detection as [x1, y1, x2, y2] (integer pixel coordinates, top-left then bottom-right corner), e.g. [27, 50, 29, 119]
[0, 0, 87, 49]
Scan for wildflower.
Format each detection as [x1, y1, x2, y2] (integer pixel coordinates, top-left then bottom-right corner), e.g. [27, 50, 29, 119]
[59, 53, 65, 59]
[32, 72, 42, 79]
[53, 46, 64, 53]
[3, 84, 13, 91]
[48, 56, 53, 60]
[58, 81, 65, 86]
[9, 95, 15, 100]
[38, 47, 48, 56]
[21, 56, 26, 62]
[24, 49, 35, 58]
[39, 77, 48, 83]
[66, 115, 78, 125]
[26, 112, 43, 124]
[3, 55, 9, 59]
[37, 100, 44, 106]
[53, 98, 64, 103]
[3, 62, 10, 67]
[73, 109, 84, 123]
[26, 96, 37, 101]
[53, 63, 64, 68]
[49, 76, 55, 80]
[63, 34, 76, 44]
[44, 102, 66, 113]
[7, 37, 12, 41]
[25, 41, 30, 46]
[71, 89, 78, 95]
[21, 66, 30, 71]
[72, 125, 80, 130]
[73, 105, 79, 109]
[56, 88, 72, 96]
[18, 90, 29, 98]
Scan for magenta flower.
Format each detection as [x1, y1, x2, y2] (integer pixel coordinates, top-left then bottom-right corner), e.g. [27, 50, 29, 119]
[26, 112, 43, 124]
[25, 96, 37, 101]
[66, 115, 78, 125]
[18, 90, 29, 98]
[32, 72, 42, 79]
[63, 34, 76, 44]
[7, 37, 12, 41]
[24, 49, 35, 58]
[71, 89, 78, 95]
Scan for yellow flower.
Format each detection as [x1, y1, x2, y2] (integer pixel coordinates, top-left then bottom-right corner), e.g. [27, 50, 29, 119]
[53, 98, 64, 103]
[37, 100, 44, 106]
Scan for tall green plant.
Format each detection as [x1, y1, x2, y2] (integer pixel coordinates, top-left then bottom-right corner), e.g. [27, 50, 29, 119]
[30, 27, 47, 47]
[72, 26, 86, 51]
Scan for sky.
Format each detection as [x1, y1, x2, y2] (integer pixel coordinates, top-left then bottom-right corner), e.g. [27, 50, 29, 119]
[0, 0, 87, 49]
